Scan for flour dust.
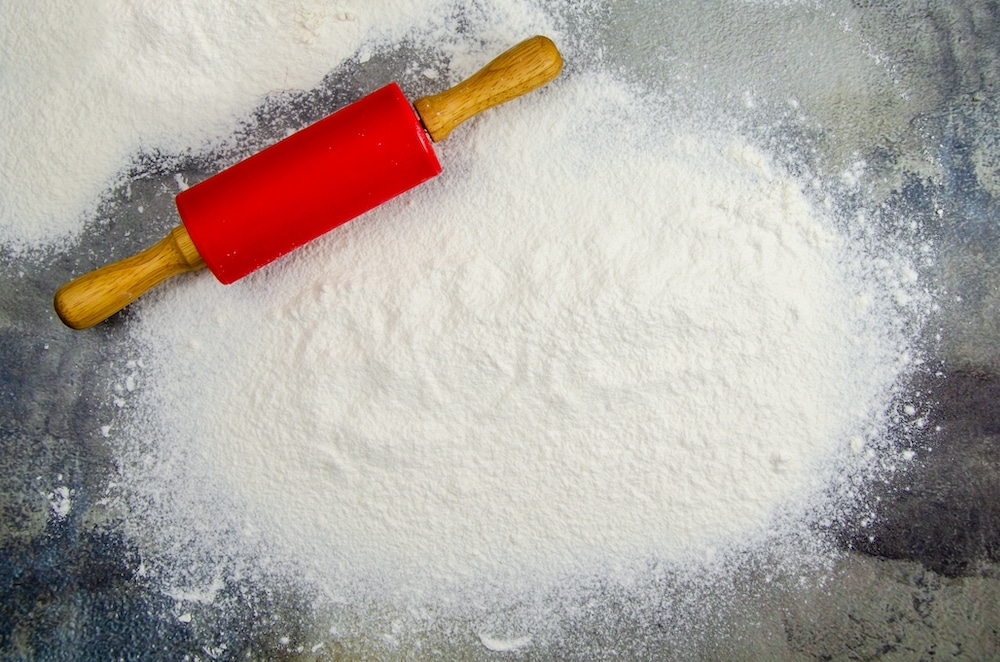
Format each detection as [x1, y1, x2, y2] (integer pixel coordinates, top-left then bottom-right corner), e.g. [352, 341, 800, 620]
[0, 0, 552, 252]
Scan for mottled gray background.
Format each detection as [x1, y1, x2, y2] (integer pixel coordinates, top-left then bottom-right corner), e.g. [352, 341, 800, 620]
[2, 1, 998, 659]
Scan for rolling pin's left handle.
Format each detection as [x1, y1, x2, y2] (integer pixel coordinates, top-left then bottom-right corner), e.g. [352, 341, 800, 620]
[54, 224, 206, 330]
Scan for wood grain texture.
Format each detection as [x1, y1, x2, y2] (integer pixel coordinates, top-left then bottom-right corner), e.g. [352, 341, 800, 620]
[414, 35, 563, 142]
[54, 225, 205, 330]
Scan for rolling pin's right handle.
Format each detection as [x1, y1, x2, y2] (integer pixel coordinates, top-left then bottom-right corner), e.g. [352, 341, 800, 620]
[414, 35, 563, 142]
[54, 224, 206, 330]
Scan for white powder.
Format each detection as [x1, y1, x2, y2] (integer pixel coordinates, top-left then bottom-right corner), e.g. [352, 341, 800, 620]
[126, 72, 907, 610]
[0, 0, 550, 250]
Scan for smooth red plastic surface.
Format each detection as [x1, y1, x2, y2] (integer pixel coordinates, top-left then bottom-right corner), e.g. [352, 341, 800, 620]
[175, 83, 442, 284]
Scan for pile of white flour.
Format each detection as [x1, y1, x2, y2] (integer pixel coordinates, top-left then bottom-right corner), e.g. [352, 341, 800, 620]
[3, 0, 924, 646]
[128, 71, 909, 609]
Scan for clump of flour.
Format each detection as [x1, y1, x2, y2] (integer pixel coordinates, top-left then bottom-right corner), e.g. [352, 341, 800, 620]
[122, 71, 912, 615]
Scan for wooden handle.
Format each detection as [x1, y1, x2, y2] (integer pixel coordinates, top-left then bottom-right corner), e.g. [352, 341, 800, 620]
[414, 35, 563, 142]
[54, 225, 206, 330]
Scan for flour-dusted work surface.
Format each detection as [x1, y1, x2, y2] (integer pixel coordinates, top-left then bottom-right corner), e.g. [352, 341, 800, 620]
[2, 2, 999, 660]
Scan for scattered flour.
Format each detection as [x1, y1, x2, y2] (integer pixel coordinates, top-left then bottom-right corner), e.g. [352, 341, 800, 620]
[0, 0, 551, 250]
[45, 485, 72, 519]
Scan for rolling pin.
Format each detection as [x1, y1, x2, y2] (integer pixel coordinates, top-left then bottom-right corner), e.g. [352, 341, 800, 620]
[54, 36, 562, 330]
